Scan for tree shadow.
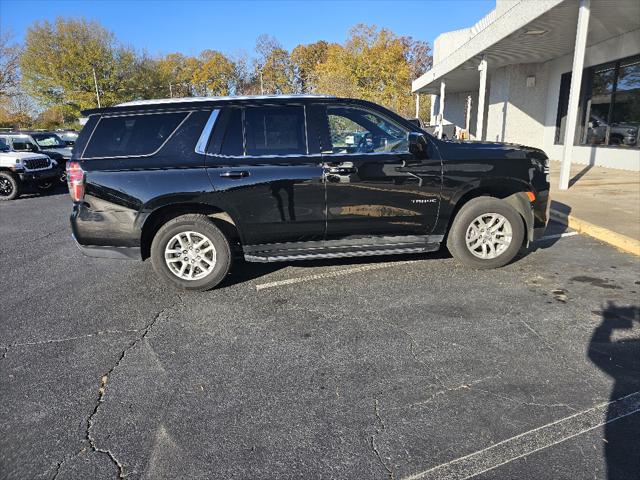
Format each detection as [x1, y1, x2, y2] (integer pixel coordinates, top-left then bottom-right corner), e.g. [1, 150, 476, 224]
[588, 302, 640, 479]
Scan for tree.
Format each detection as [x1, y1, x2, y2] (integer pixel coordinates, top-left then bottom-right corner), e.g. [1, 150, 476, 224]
[157, 53, 197, 97]
[253, 35, 294, 94]
[0, 32, 21, 98]
[230, 52, 260, 95]
[290, 41, 328, 93]
[193, 50, 236, 96]
[261, 47, 294, 94]
[313, 25, 432, 120]
[21, 18, 115, 114]
[315, 43, 359, 98]
[20, 18, 169, 119]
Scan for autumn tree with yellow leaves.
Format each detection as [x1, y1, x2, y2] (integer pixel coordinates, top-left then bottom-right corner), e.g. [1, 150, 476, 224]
[14, 18, 432, 127]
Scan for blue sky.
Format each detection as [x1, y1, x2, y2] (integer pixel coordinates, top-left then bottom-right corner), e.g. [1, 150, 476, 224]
[1, 0, 494, 57]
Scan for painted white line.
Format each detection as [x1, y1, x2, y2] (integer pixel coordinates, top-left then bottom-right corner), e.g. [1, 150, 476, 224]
[255, 261, 418, 291]
[403, 391, 640, 480]
[536, 231, 579, 242]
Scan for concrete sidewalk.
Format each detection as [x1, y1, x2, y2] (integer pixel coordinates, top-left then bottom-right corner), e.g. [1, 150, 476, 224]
[548, 161, 640, 255]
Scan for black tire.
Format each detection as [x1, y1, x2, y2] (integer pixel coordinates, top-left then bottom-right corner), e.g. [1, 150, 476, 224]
[151, 214, 232, 291]
[446, 197, 524, 269]
[0, 172, 20, 201]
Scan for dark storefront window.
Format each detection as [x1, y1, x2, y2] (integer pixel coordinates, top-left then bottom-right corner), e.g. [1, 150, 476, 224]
[555, 54, 640, 148]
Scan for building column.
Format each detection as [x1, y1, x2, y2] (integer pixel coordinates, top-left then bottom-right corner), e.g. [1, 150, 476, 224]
[438, 81, 446, 139]
[465, 95, 472, 138]
[559, 0, 591, 190]
[415, 93, 420, 120]
[476, 56, 487, 141]
[430, 94, 437, 125]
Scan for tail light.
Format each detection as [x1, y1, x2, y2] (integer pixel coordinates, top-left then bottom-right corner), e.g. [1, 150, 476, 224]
[67, 161, 85, 202]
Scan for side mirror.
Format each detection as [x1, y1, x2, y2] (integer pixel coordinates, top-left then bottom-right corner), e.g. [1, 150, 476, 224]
[408, 132, 428, 159]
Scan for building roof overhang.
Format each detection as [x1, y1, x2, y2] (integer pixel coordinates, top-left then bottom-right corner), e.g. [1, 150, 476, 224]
[412, 0, 640, 94]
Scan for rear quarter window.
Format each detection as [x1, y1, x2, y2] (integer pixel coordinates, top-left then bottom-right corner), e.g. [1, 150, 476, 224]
[82, 112, 188, 159]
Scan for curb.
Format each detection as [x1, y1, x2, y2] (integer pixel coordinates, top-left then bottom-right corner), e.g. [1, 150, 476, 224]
[549, 209, 640, 257]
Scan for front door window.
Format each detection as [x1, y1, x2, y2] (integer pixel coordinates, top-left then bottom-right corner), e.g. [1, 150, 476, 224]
[324, 106, 409, 155]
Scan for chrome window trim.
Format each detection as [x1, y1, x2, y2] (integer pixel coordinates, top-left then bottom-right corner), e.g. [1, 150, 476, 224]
[303, 105, 309, 155]
[81, 111, 193, 160]
[195, 109, 220, 154]
[206, 152, 324, 160]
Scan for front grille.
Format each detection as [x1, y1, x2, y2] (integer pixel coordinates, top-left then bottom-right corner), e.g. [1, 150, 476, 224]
[24, 158, 51, 170]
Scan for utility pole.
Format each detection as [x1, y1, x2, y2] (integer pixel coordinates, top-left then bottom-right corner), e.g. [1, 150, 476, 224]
[92, 67, 101, 108]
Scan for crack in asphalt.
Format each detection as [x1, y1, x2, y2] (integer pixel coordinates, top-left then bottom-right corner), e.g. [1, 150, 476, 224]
[1, 329, 141, 357]
[472, 387, 578, 412]
[371, 398, 395, 480]
[85, 297, 183, 478]
[395, 325, 447, 389]
[388, 375, 502, 411]
[47, 296, 184, 479]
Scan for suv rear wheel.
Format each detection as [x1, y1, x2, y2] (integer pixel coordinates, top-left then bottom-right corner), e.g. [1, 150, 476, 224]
[0, 172, 19, 201]
[447, 197, 524, 269]
[151, 214, 232, 291]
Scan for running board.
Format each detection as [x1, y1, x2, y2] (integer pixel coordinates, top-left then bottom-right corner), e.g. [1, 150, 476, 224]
[243, 235, 442, 263]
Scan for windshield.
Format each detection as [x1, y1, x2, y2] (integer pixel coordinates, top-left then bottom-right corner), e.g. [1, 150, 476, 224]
[31, 133, 67, 148]
[0, 138, 9, 152]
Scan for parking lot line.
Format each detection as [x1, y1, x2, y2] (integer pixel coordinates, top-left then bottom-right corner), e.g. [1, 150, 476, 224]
[403, 391, 640, 480]
[255, 260, 419, 291]
[536, 231, 579, 242]
[255, 231, 580, 291]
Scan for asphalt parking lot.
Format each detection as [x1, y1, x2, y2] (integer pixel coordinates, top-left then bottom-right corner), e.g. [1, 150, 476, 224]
[1, 186, 639, 480]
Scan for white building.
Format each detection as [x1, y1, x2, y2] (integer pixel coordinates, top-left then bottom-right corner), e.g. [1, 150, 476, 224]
[412, 0, 640, 188]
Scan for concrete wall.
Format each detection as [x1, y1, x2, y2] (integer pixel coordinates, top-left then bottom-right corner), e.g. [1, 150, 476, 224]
[542, 29, 640, 171]
[485, 63, 550, 147]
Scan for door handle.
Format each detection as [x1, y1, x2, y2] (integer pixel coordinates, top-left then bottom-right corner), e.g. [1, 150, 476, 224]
[219, 170, 250, 179]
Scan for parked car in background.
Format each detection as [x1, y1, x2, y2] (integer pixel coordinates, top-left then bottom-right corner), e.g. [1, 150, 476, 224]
[585, 114, 639, 146]
[68, 94, 550, 291]
[56, 130, 79, 146]
[0, 137, 58, 200]
[0, 132, 71, 181]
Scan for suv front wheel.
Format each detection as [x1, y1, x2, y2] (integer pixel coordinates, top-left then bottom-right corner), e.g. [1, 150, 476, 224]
[151, 214, 232, 291]
[0, 172, 19, 201]
[447, 197, 524, 269]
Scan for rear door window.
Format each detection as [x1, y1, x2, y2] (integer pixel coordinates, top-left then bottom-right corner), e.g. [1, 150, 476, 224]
[244, 106, 306, 156]
[82, 112, 188, 159]
[220, 108, 243, 156]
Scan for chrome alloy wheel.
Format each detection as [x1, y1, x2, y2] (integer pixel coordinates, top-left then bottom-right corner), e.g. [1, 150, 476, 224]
[164, 231, 216, 280]
[465, 213, 513, 259]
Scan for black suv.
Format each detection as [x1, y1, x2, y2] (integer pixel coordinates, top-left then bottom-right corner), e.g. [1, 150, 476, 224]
[69, 95, 550, 291]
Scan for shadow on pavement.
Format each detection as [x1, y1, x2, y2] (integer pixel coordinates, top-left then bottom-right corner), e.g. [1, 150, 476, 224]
[588, 302, 640, 480]
[527, 200, 572, 253]
[17, 183, 68, 199]
[219, 250, 450, 289]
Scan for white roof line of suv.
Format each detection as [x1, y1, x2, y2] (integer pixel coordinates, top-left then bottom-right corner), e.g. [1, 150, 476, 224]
[116, 94, 335, 108]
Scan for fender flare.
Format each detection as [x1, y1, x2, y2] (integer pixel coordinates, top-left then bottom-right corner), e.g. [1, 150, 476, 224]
[503, 191, 535, 243]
